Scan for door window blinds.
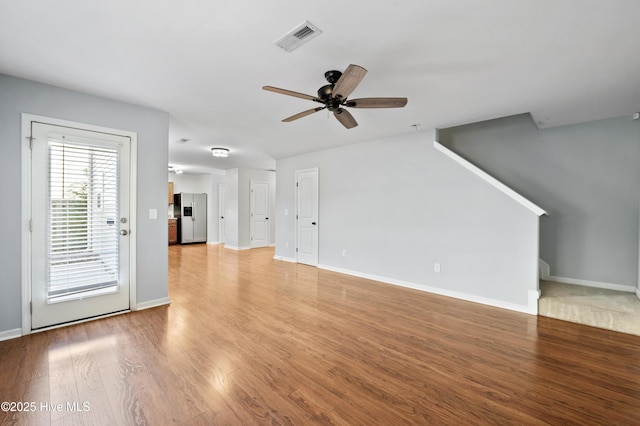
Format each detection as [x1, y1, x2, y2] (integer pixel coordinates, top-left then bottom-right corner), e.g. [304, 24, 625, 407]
[47, 136, 120, 302]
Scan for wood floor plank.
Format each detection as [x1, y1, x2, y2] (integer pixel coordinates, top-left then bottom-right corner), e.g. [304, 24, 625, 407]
[2, 244, 640, 425]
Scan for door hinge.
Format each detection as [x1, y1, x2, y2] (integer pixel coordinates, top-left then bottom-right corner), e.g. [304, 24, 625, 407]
[30, 302, 32, 314]
[29, 219, 32, 232]
[27, 136, 34, 149]
[296, 248, 298, 252]
[296, 182, 299, 187]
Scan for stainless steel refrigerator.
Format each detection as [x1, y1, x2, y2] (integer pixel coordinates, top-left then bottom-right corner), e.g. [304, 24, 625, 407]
[173, 193, 207, 244]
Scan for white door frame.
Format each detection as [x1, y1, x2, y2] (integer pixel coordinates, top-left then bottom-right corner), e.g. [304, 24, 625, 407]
[250, 181, 270, 248]
[21, 113, 138, 334]
[218, 184, 225, 244]
[295, 168, 319, 266]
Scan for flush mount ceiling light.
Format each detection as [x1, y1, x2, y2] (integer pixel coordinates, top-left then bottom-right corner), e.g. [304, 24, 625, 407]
[211, 147, 229, 158]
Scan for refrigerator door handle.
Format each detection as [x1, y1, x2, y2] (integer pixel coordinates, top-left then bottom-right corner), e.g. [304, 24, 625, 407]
[192, 201, 195, 221]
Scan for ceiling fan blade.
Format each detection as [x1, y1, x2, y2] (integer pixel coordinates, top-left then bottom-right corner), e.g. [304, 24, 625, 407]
[334, 108, 358, 129]
[332, 64, 367, 100]
[346, 97, 408, 108]
[263, 85, 319, 101]
[282, 107, 326, 122]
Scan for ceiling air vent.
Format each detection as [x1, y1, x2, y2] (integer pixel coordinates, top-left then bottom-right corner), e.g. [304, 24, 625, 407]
[274, 21, 322, 52]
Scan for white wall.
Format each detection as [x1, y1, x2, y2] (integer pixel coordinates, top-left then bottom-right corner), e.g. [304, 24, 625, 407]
[170, 173, 210, 194]
[275, 129, 541, 312]
[208, 173, 225, 244]
[224, 169, 240, 248]
[224, 168, 276, 249]
[240, 169, 276, 248]
[0, 74, 169, 335]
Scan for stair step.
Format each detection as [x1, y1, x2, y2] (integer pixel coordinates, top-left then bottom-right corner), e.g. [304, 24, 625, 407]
[539, 281, 640, 336]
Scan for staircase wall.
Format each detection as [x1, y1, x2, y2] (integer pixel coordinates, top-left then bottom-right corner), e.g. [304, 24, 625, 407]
[439, 113, 640, 288]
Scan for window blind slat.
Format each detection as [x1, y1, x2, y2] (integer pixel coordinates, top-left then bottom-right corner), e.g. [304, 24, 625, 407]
[47, 139, 120, 301]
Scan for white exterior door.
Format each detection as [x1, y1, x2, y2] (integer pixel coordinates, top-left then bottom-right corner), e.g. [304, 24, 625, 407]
[296, 168, 318, 266]
[30, 121, 132, 330]
[250, 181, 270, 248]
[219, 184, 225, 243]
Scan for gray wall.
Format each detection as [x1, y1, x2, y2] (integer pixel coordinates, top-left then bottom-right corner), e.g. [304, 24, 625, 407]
[0, 74, 170, 333]
[439, 113, 640, 287]
[275, 129, 541, 310]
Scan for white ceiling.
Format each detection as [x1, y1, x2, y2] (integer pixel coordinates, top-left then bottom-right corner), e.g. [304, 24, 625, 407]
[2, 1, 639, 174]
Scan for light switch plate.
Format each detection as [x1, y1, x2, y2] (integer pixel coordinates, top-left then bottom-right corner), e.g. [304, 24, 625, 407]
[149, 208, 158, 220]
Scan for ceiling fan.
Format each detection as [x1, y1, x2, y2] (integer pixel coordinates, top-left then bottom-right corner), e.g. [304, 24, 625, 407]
[263, 64, 408, 129]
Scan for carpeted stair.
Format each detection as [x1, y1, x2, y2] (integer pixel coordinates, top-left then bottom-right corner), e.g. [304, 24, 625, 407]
[538, 280, 640, 336]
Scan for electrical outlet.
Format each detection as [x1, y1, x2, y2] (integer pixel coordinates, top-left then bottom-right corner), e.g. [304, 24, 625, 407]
[434, 263, 441, 273]
[342, 249, 347, 257]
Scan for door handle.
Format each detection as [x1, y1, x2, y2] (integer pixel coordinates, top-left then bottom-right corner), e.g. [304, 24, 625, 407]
[266, 217, 269, 220]
[311, 222, 316, 225]
[120, 229, 128, 236]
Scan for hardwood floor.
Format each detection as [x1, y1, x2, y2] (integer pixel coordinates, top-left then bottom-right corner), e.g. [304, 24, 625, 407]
[2, 244, 640, 425]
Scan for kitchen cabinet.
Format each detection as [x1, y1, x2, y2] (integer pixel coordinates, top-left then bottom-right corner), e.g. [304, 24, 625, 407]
[168, 182, 174, 204]
[168, 218, 178, 245]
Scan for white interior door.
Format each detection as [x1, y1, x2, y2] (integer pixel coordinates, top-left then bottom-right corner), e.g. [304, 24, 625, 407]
[250, 181, 270, 248]
[219, 184, 225, 243]
[296, 168, 318, 266]
[30, 121, 131, 329]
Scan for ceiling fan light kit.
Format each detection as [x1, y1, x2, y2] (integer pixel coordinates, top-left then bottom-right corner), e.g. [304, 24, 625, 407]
[263, 64, 408, 129]
[211, 147, 230, 157]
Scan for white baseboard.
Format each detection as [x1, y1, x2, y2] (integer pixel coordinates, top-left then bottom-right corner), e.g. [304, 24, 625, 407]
[636, 288, 640, 300]
[0, 328, 22, 342]
[318, 264, 536, 315]
[207, 241, 221, 245]
[274, 255, 296, 263]
[538, 259, 634, 293]
[546, 275, 636, 293]
[134, 297, 171, 311]
[538, 259, 550, 280]
[529, 289, 541, 315]
[224, 245, 251, 251]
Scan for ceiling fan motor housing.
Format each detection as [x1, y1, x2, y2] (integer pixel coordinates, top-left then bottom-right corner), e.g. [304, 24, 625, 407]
[324, 70, 342, 84]
[318, 84, 342, 110]
[317, 84, 334, 101]
[319, 70, 347, 110]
